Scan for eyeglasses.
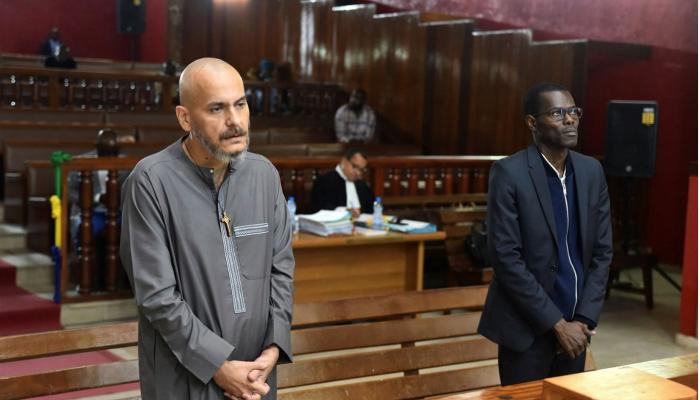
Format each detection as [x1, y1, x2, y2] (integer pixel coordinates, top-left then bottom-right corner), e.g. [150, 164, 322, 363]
[532, 107, 583, 121]
[349, 161, 368, 174]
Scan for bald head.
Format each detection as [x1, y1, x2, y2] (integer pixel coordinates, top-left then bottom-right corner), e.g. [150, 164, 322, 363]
[175, 57, 250, 167]
[178, 58, 243, 108]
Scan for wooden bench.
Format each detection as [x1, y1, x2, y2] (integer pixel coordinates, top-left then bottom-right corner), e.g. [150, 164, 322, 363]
[438, 205, 493, 286]
[0, 120, 183, 150]
[0, 287, 501, 399]
[0, 321, 139, 400]
[278, 286, 498, 399]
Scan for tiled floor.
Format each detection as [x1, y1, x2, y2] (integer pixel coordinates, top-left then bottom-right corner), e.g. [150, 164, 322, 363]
[592, 265, 695, 368]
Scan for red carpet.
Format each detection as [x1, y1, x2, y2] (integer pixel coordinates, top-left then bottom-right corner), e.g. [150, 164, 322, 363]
[0, 261, 141, 398]
[0, 259, 62, 336]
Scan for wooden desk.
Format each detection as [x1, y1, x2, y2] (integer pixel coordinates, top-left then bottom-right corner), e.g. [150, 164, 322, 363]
[292, 231, 445, 302]
[432, 354, 698, 400]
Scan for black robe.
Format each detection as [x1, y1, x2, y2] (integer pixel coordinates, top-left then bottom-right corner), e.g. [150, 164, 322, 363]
[310, 169, 374, 214]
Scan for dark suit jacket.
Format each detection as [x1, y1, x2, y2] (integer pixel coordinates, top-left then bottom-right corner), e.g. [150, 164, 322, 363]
[477, 145, 612, 352]
[310, 169, 374, 214]
[40, 40, 54, 56]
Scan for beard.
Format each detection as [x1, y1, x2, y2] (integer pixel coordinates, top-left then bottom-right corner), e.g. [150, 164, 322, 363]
[191, 126, 249, 163]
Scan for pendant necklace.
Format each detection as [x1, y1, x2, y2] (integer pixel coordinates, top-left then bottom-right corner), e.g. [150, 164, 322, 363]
[218, 181, 233, 237]
[183, 137, 233, 237]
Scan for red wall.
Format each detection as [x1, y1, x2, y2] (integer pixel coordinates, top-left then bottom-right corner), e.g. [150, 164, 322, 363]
[0, 0, 167, 62]
[371, 0, 698, 264]
[585, 48, 697, 263]
[680, 175, 697, 337]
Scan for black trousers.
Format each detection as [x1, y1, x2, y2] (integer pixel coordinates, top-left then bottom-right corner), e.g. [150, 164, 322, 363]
[497, 331, 586, 386]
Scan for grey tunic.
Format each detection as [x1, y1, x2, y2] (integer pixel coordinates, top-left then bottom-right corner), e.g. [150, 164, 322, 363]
[120, 139, 294, 399]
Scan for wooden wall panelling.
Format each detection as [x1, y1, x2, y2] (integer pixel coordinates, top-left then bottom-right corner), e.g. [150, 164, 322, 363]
[278, 0, 303, 79]
[306, 1, 336, 82]
[369, 12, 427, 150]
[181, 0, 212, 63]
[182, 0, 286, 74]
[498, 31, 530, 155]
[220, 1, 260, 72]
[178, 0, 589, 157]
[298, 1, 320, 79]
[525, 40, 587, 148]
[465, 30, 585, 156]
[328, 5, 376, 91]
[422, 20, 474, 155]
[465, 30, 532, 155]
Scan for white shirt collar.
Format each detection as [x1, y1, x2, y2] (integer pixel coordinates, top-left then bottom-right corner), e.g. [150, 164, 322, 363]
[335, 165, 361, 209]
[335, 164, 349, 181]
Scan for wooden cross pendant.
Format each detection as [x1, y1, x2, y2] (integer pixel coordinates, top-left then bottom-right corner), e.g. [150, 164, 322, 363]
[221, 212, 232, 237]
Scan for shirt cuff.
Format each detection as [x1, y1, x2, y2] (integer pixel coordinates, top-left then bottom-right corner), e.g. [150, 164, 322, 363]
[263, 313, 293, 363]
[574, 314, 597, 329]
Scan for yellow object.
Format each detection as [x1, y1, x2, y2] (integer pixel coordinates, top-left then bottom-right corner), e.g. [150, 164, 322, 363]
[642, 107, 655, 126]
[50, 195, 61, 247]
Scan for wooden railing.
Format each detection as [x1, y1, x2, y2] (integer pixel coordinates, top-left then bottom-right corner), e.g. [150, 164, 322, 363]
[271, 156, 502, 211]
[245, 81, 345, 117]
[0, 65, 345, 117]
[59, 157, 137, 302]
[56, 155, 503, 302]
[0, 66, 177, 112]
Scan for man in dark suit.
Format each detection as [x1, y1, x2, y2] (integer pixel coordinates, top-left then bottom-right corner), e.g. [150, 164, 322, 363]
[310, 148, 374, 217]
[40, 27, 62, 56]
[478, 82, 612, 385]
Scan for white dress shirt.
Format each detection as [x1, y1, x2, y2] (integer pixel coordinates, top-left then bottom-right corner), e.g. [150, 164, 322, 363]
[335, 165, 360, 209]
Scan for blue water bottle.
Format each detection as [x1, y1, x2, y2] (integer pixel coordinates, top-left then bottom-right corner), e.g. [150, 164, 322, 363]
[373, 196, 383, 229]
[287, 196, 299, 234]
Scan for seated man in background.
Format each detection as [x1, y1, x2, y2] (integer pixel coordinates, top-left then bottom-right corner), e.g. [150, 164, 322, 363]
[311, 148, 374, 217]
[40, 27, 62, 56]
[44, 44, 77, 69]
[334, 89, 376, 143]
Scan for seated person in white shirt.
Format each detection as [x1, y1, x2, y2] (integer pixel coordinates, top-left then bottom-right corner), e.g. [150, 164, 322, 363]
[310, 149, 374, 218]
[334, 89, 377, 143]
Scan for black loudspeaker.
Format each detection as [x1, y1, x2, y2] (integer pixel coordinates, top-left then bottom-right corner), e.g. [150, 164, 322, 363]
[605, 100, 658, 178]
[117, 0, 146, 35]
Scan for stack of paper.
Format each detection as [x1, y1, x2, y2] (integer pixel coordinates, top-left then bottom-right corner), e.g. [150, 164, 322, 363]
[298, 209, 353, 236]
[386, 219, 437, 234]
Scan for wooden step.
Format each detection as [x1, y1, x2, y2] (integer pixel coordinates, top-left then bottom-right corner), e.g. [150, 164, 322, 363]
[0, 224, 27, 252]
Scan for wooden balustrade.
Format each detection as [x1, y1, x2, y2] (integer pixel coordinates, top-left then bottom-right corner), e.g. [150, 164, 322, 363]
[0, 66, 176, 112]
[56, 155, 502, 302]
[271, 156, 502, 212]
[59, 157, 140, 302]
[245, 81, 345, 117]
[0, 65, 345, 117]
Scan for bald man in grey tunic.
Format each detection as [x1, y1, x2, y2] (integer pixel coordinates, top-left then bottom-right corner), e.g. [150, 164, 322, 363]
[121, 58, 294, 399]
